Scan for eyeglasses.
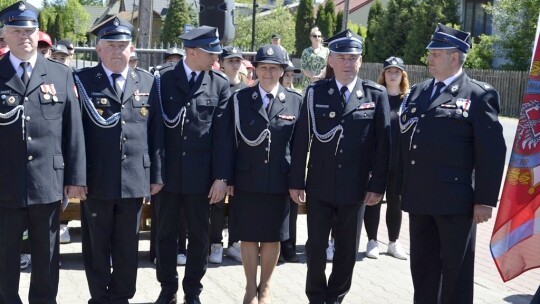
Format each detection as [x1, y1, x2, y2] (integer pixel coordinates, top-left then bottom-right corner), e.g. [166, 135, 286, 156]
[312, 35, 321, 38]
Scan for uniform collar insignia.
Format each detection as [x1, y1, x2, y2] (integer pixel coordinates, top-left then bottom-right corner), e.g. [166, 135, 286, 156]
[450, 85, 459, 93]
[356, 90, 363, 98]
[252, 91, 258, 100]
[484, 84, 490, 89]
[266, 47, 274, 56]
[19, 3, 25, 11]
[131, 71, 136, 78]
[95, 72, 102, 78]
[328, 88, 334, 95]
[278, 92, 285, 101]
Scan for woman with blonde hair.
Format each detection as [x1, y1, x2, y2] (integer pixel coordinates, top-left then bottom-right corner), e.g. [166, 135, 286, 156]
[364, 56, 410, 260]
[300, 27, 329, 88]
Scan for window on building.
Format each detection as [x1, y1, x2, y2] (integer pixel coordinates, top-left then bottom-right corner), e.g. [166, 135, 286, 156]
[463, 0, 493, 36]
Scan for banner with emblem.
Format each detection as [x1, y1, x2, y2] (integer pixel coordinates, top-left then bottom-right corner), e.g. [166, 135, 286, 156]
[490, 13, 540, 282]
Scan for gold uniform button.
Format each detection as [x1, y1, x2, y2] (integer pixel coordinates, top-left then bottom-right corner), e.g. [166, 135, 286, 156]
[183, 136, 187, 140]
[121, 105, 125, 109]
[121, 120, 126, 125]
[413, 145, 417, 149]
[411, 160, 415, 165]
[28, 156, 33, 161]
[187, 103, 191, 106]
[24, 97, 29, 101]
[338, 164, 342, 168]
[420, 114, 425, 118]
[416, 129, 420, 133]
[182, 152, 186, 156]
[25, 116, 30, 121]
[264, 160, 268, 164]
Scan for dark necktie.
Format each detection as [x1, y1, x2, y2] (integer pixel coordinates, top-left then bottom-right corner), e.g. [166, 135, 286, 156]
[111, 73, 123, 99]
[431, 81, 446, 102]
[20, 62, 29, 86]
[189, 71, 197, 90]
[266, 93, 274, 113]
[340, 86, 348, 108]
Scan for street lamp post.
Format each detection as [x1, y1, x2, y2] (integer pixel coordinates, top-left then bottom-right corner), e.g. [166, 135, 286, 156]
[251, 0, 258, 51]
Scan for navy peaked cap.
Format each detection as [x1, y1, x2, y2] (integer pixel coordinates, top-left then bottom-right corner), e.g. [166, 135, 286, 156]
[426, 23, 472, 53]
[0, 1, 39, 28]
[92, 17, 133, 41]
[254, 44, 286, 67]
[179, 26, 222, 54]
[324, 29, 363, 54]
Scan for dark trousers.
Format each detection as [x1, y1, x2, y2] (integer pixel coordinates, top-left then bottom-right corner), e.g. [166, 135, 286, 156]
[409, 213, 475, 304]
[0, 202, 60, 304]
[305, 197, 360, 304]
[364, 171, 402, 242]
[209, 200, 238, 246]
[280, 199, 298, 248]
[81, 198, 142, 304]
[150, 194, 188, 262]
[156, 191, 210, 300]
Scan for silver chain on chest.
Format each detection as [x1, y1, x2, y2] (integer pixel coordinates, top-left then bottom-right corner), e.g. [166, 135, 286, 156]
[154, 71, 187, 133]
[233, 93, 271, 161]
[307, 87, 343, 155]
[0, 105, 25, 140]
[74, 74, 121, 128]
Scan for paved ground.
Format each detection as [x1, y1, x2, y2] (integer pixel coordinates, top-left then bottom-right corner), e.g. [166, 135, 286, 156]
[19, 117, 540, 304]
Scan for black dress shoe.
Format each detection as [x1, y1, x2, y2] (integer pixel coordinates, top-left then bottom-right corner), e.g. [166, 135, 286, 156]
[154, 292, 177, 304]
[183, 294, 201, 304]
[282, 241, 299, 262]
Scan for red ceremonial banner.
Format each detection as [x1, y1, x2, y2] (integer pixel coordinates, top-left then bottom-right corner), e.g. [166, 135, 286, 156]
[490, 20, 540, 282]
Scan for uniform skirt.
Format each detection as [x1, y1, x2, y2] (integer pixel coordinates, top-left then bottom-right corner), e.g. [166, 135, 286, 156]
[229, 190, 289, 242]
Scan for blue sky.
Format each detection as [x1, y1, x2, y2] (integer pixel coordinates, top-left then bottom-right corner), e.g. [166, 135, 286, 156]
[27, 0, 42, 9]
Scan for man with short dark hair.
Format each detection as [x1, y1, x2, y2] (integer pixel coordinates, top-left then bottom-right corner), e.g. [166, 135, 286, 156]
[152, 25, 233, 304]
[399, 23, 507, 304]
[0, 2, 86, 302]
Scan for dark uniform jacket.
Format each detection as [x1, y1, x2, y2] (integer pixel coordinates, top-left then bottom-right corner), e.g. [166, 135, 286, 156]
[0, 54, 86, 207]
[151, 62, 233, 194]
[76, 64, 163, 199]
[290, 78, 391, 204]
[399, 73, 506, 214]
[232, 85, 303, 194]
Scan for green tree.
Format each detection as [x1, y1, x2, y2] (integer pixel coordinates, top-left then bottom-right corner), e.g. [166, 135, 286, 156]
[335, 10, 343, 34]
[60, 0, 90, 42]
[323, 0, 336, 37]
[188, 2, 199, 27]
[370, 0, 414, 61]
[464, 34, 495, 69]
[486, 0, 539, 70]
[364, 0, 384, 62]
[401, 0, 461, 65]
[295, 0, 314, 56]
[316, 5, 333, 38]
[233, 3, 295, 53]
[161, 0, 191, 46]
[0, 0, 17, 9]
[53, 13, 64, 40]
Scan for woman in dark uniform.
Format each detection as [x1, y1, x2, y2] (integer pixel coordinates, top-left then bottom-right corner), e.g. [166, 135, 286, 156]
[228, 44, 303, 304]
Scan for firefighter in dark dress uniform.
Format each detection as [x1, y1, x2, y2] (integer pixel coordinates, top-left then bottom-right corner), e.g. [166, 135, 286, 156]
[151, 26, 233, 304]
[0, 2, 86, 303]
[75, 17, 164, 304]
[289, 29, 391, 304]
[399, 24, 506, 304]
